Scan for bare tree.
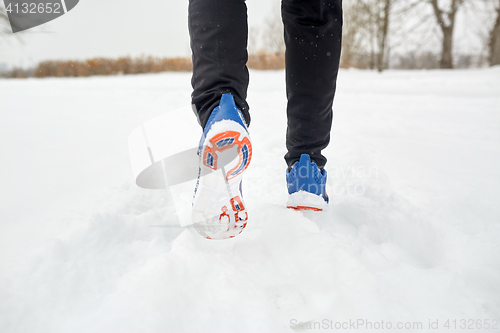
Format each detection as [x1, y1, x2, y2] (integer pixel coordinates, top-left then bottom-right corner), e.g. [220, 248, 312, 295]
[0, 5, 23, 43]
[342, 0, 423, 71]
[0, 5, 11, 75]
[1, 4, 10, 34]
[248, 26, 260, 55]
[428, 0, 466, 68]
[261, 4, 285, 54]
[340, 0, 372, 68]
[357, 0, 392, 71]
[489, 0, 500, 65]
[376, 0, 391, 71]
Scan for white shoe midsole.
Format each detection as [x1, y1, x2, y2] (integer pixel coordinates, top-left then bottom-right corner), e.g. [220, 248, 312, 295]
[286, 191, 328, 211]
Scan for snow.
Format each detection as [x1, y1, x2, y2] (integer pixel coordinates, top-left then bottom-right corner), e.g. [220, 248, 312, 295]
[1, 68, 500, 332]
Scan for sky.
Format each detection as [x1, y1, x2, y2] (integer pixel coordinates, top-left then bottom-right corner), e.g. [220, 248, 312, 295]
[0, 0, 278, 69]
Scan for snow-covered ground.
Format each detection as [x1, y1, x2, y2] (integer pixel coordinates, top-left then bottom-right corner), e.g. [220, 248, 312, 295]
[1, 68, 499, 332]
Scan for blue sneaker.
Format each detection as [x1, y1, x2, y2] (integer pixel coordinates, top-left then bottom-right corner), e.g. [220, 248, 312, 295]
[286, 154, 329, 211]
[192, 94, 252, 239]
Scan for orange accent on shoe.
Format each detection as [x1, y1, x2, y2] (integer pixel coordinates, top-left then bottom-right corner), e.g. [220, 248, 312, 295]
[230, 196, 248, 225]
[230, 196, 245, 211]
[219, 205, 230, 222]
[287, 205, 323, 212]
[202, 130, 252, 181]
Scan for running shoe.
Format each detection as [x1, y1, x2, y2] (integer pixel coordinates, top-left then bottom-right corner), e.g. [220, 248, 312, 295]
[286, 154, 328, 211]
[192, 94, 252, 239]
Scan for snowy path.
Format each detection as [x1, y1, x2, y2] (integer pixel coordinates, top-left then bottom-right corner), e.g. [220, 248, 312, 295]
[1, 69, 499, 332]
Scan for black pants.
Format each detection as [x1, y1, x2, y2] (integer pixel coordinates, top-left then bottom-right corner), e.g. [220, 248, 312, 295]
[188, 0, 342, 168]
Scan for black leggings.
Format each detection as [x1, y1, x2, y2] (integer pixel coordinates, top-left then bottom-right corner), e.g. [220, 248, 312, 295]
[188, 0, 342, 168]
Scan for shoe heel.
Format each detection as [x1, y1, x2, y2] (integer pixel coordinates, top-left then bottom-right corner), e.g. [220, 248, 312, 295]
[202, 129, 252, 180]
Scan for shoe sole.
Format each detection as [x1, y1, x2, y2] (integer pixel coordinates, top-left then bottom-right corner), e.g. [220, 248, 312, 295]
[192, 120, 252, 239]
[287, 206, 323, 211]
[286, 191, 328, 212]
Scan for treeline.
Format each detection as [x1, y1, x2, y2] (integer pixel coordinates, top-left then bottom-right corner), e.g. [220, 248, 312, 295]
[248, 0, 500, 71]
[35, 56, 193, 77]
[3, 56, 192, 78]
[2, 0, 500, 78]
[1, 53, 288, 79]
[247, 52, 285, 70]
